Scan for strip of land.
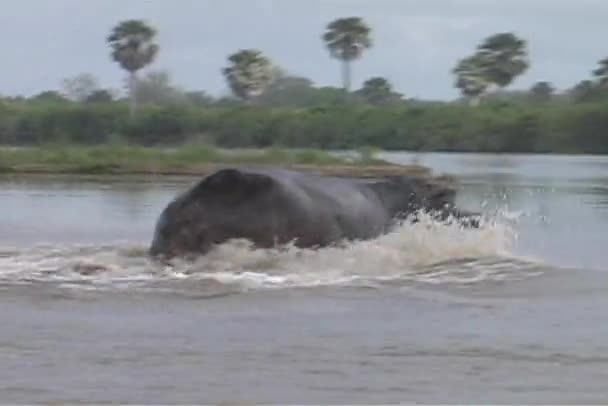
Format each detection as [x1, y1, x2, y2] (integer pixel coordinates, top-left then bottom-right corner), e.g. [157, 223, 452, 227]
[0, 145, 436, 179]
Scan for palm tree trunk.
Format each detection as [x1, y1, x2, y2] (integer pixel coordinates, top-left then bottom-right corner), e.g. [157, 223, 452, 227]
[128, 71, 138, 119]
[341, 59, 351, 93]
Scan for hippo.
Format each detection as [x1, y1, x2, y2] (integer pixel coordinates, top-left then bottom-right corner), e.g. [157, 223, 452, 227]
[149, 167, 479, 259]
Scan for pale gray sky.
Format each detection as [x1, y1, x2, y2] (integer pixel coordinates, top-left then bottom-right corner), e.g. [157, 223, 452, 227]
[0, 0, 605, 100]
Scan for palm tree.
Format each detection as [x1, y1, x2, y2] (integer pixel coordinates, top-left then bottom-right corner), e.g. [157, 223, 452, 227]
[322, 17, 372, 94]
[475, 32, 529, 90]
[357, 76, 401, 105]
[453, 55, 488, 105]
[107, 20, 159, 118]
[222, 49, 274, 102]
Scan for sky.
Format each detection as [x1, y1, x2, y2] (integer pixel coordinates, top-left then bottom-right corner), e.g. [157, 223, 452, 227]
[0, 0, 605, 100]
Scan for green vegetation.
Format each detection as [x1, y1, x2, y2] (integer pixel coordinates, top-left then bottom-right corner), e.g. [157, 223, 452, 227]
[0, 144, 429, 177]
[356, 77, 403, 106]
[1, 101, 608, 154]
[1, 18, 608, 156]
[453, 32, 529, 105]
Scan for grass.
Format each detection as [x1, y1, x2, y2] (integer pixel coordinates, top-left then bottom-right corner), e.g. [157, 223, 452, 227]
[0, 144, 432, 178]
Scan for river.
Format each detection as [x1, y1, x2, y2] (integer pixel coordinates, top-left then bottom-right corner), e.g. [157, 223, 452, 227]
[1, 152, 607, 403]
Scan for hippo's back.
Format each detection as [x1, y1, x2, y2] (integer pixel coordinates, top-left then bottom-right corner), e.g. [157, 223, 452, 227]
[206, 167, 391, 244]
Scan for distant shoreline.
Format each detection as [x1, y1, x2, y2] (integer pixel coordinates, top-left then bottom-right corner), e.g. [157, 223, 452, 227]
[0, 162, 433, 178]
[0, 145, 438, 179]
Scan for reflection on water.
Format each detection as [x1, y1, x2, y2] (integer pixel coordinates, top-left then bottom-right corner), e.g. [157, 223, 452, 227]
[585, 186, 608, 209]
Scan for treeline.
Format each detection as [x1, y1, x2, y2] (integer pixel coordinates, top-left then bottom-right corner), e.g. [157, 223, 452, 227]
[2, 16, 608, 154]
[1, 100, 607, 154]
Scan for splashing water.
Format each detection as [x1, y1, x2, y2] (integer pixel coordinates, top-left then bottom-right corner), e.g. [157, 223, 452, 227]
[0, 211, 544, 293]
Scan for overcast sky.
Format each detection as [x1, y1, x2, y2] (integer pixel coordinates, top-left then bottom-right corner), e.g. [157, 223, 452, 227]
[0, 0, 605, 100]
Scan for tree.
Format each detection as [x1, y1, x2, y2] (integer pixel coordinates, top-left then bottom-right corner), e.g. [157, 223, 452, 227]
[84, 89, 114, 103]
[266, 68, 314, 92]
[453, 55, 488, 105]
[214, 95, 243, 107]
[185, 91, 215, 107]
[107, 19, 159, 117]
[322, 17, 372, 93]
[570, 80, 598, 102]
[311, 86, 350, 106]
[357, 76, 402, 105]
[30, 91, 70, 104]
[134, 70, 188, 106]
[592, 57, 608, 86]
[222, 49, 274, 102]
[529, 81, 554, 103]
[475, 32, 529, 89]
[256, 67, 318, 107]
[482, 89, 530, 104]
[61, 73, 99, 102]
[453, 32, 529, 105]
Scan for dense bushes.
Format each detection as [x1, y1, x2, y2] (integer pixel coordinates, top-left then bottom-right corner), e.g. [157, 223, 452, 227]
[0, 103, 126, 145]
[1, 100, 607, 153]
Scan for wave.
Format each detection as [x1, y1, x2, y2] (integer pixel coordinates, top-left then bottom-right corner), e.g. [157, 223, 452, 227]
[0, 211, 546, 293]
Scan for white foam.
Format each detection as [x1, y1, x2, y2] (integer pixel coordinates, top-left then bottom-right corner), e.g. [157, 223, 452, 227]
[0, 211, 542, 291]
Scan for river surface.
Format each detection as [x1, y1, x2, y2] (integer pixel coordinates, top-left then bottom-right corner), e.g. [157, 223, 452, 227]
[1, 152, 607, 403]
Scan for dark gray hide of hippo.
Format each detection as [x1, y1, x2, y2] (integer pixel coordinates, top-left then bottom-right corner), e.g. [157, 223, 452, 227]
[149, 167, 479, 259]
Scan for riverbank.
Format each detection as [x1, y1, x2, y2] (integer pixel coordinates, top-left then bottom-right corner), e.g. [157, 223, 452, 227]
[0, 145, 433, 178]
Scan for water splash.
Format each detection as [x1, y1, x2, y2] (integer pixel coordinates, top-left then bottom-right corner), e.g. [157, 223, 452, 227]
[0, 211, 543, 292]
